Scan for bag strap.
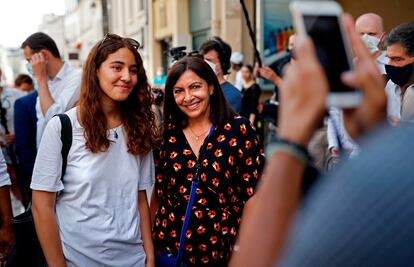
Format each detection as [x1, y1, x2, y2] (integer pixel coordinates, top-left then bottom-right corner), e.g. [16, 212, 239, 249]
[54, 114, 72, 182]
[23, 114, 72, 211]
[176, 125, 215, 266]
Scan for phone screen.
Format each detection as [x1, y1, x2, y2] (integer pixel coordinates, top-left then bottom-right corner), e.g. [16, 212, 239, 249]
[303, 15, 354, 93]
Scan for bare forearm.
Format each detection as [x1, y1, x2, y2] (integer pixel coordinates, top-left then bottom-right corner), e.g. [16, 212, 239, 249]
[230, 153, 304, 267]
[37, 78, 54, 115]
[249, 114, 256, 125]
[0, 186, 13, 225]
[139, 191, 155, 266]
[0, 186, 14, 255]
[149, 189, 160, 224]
[32, 194, 66, 267]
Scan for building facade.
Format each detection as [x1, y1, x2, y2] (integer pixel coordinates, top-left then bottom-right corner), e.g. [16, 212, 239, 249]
[59, 0, 413, 85]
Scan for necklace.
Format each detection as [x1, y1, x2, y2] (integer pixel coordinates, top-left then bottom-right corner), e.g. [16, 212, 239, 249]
[189, 126, 210, 141]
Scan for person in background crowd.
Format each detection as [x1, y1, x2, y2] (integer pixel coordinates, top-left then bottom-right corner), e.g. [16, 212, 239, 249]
[151, 86, 164, 133]
[230, 14, 398, 267]
[0, 68, 26, 206]
[21, 32, 82, 148]
[355, 13, 388, 74]
[325, 15, 388, 167]
[229, 52, 244, 91]
[0, 150, 14, 264]
[384, 21, 414, 124]
[200, 36, 242, 113]
[325, 107, 359, 171]
[326, 14, 388, 168]
[240, 65, 261, 126]
[153, 66, 167, 88]
[14, 89, 38, 206]
[30, 34, 157, 266]
[151, 56, 264, 266]
[14, 74, 34, 93]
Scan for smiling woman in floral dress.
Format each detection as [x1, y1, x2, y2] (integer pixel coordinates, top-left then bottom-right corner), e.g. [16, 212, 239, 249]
[151, 56, 265, 266]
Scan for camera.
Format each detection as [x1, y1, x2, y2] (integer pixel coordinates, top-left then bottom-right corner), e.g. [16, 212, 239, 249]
[152, 88, 164, 105]
[269, 51, 292, 78]
[169, 46, 187, 62]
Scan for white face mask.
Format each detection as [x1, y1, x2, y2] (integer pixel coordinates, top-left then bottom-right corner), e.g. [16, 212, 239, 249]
[361, 34, 381, 54]
[204, 59, 217, 75]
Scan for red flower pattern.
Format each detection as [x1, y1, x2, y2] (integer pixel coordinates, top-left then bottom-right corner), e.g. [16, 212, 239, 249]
[152, 116, 265, 266]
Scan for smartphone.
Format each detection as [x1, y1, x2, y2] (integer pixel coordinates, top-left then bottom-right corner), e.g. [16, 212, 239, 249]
[289, 1, 361, 107]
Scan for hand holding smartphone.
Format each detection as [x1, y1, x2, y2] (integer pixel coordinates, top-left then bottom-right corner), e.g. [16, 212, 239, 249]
[290, 1, 361, 108]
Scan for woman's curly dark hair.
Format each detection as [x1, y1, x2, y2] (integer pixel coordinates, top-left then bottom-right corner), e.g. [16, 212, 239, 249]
[78, 36, 158, 155]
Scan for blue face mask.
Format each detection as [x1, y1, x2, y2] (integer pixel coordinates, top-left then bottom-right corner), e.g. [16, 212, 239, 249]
[26, 63, 38, 91]
[26, 63, 33, 76]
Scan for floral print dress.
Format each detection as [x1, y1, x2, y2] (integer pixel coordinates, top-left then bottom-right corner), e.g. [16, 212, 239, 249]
[152, 116, 265, 266]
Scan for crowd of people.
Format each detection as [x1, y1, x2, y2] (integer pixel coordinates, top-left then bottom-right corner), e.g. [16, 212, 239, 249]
[0, 7, 413, 267]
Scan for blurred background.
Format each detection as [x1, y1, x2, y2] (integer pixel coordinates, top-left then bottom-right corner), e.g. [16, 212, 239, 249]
[0, 0, 412, 93]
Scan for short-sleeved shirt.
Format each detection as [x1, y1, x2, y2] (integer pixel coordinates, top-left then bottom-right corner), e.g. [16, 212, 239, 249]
[31, 108, 154, 266]
[0, 87, 25, 163]
[152, 116, 265, 266]
[36, 62, 82, 147]
[0, 87, 25, 133]
[0, 150, 10, 187]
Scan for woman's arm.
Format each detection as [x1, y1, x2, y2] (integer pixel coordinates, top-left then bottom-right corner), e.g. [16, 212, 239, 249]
[32, 190, 66, 267]
[230, 35, 329, 267]
[149, 188, 160, 223]
[0, 186, 13, 258]
[138, 190, 155, 267]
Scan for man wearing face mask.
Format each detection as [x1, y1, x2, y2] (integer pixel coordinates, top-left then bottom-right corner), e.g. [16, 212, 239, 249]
[384, 21, 414, 124]
[355, 13, 387, 75]
[200, 37, 242, 113]
[21, 32, 81, 147]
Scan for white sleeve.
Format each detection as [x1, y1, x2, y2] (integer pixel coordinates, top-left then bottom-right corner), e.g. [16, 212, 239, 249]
[385, 81, 401, 119]
[327, 108, 340, 149]
[43, 71, 81, 123]
[138, 151, 155, 191]
[31, 116, 65, 192]
[0, 150, 10, 187]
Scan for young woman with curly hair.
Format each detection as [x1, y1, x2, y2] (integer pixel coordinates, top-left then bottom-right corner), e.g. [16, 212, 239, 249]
[30, 34, 158, 267]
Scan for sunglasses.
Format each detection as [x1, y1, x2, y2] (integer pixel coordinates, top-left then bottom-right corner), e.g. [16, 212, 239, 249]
[100, 33, 140, 50]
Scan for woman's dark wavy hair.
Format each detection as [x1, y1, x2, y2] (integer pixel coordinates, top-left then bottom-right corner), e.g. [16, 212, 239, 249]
[163, 56, 234, 130]
[78, 37, 158, 155]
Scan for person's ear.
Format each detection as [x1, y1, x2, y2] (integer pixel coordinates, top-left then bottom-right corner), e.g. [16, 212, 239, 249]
[41, 49, 49, 61]
[209, 84, 214, 95]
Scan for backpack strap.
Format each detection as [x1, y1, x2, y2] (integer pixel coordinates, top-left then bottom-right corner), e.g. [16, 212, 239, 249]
[54, 114, 72, 181]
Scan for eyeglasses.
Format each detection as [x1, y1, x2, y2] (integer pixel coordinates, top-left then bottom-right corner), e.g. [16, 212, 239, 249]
[100, 33, 140, 50]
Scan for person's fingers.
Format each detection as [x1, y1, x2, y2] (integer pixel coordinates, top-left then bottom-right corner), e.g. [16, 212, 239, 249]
[294, 35, 319, 67]
[253, 63, 260, 77]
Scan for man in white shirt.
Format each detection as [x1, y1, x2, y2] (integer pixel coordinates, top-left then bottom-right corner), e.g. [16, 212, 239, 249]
[383, 22, 414, 124]
[21, 32, 82, 147]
